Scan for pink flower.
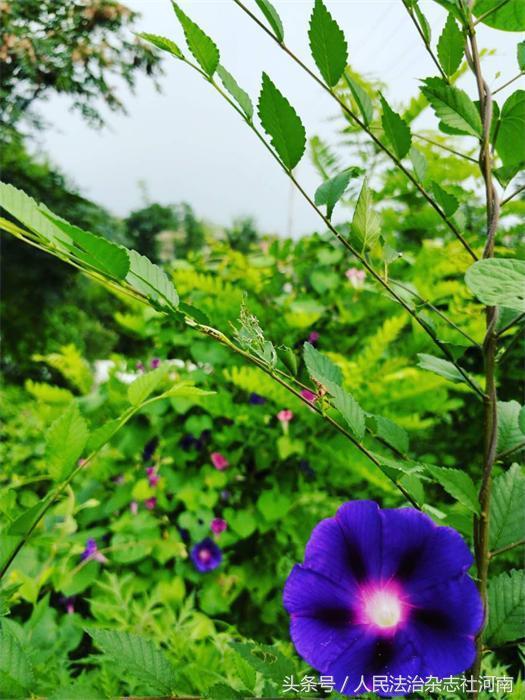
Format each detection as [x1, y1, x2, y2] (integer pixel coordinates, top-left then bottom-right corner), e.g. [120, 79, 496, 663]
[211, 517, 227, 534]
[308, 331, 320, 344]
[130, 501, 139, 515]
[151, 358, 161, 369]
[144, 497, 157, 510]
[346, 267, 366, 288]
[146, 466, 159, 487]
[277, 409, 294, 423]
[211, 452, 229, 471]
[136, 361, 145, 372]
[300, 389, 317, 403]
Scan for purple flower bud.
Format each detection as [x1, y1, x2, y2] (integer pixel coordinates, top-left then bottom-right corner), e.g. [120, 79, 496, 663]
[191, 537, 222, 573]
[151, 358, 161, 369]
[142, 437, 158, 463]
[144, 497, 157, 510]
[211, 452, 229, 471]
[249, 392, 267, 405]
[210, 517, 227, 534]
[81, 538, 108, 564]
[308, 331, 320, 344]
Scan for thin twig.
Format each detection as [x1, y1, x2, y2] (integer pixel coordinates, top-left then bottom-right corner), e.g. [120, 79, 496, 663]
[232, 0, 478, 261]
[414, 133, 478, 163]
[489, 538, 525, 559]
[501, 184, 525, 207]
[401, 0, 449, 81]
[492, 72, 524, 95]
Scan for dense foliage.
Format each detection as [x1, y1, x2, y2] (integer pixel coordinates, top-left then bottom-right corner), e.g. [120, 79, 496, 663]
[0, 0, 524, 698]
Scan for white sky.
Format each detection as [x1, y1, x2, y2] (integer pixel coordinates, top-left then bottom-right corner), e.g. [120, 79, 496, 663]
[36, 0, 522, 236]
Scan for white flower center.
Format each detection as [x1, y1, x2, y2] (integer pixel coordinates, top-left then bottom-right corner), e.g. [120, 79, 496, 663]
[365, 590, 402, 629]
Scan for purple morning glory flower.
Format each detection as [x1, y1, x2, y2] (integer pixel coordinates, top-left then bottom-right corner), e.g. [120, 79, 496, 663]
[191, 537, 222, 573]
[249, 392, 267, 405]
[283, 501, 483, 697]
[142, 437, 158, 463]
[80, 538, 108, 564]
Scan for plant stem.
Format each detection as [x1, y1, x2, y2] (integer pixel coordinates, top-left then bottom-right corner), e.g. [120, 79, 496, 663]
[401, 0, 449, 82]
[501, 184, 525, 207]
[492, 71, 524, 95]
[413, 133, 478, 163]
[489, 538, 525, 559]
[466, 12, 501, 690]
[232, 0, 478, 261]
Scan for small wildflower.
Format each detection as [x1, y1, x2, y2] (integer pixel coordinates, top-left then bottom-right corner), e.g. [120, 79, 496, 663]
[346, 267, 366, 288]
[300, 389, 317, 403]
[130, 501, 139, 515]
[60, 596, 76, 614]
[146, 466, 159, 487]
[144, 497, 157, 510]
[283, 282, 293, 294]
[180, 433, 197, 451]
[151, 357, 161, 369]
[81, 538, 108, 564]
[249, 392, 267, 405]
[211, 452, 229, 470]
[136, 361, 145, 372]
[211, 517, 227, 534]
[277, 409, 294, 423]
[142, 437, 158, 462]
[191, 538, 222, 573]
[308, 330, 320, 344]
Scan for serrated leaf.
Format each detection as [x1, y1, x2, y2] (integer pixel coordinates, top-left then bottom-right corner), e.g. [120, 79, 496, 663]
[257, 73, 306, 170]
[254, 0, 284, 42]
[518, 41, 525, 71]
[126, 249, 179, 310]
[7, 498, 53, 536]
[139, 33, 183, 59]
[497, 401, 525, 455]
[308, 0, 348, 87]
[47, 404, 89, 480]
[330, 384, 366, 440]
[431, 181, 459, 217]
[86, 419, 121, 453]
[351, 178, 381, 251]
[417, 352, 468, 383]
[473, 0, 525, 32]
[409, 147, 428, 182]
[42, 209, 129, 279]
[172, 2, 219, 76]
[314, 167, 360, 219]
[372, 415, 409, 454]
[380, 95, 412, 159]
[490, 464, 525, 550]
[465, 258, 525, 312]
[425, 464, 480, 513]
[229, 642, 294, 684]
[217, 65, 253, 119]
[421, 77, 482, 137]
[127, 366, 169, 406]
[0, 624, 34, 697]
[413, 2, 432, 43]
[437, 13, 464, 76]
[303, 342, 343, 387]
[495, 90, 525, 168]
[88, 629, 177, 695]
[343, 73, 373, 126]
[485, 570, 525, 647]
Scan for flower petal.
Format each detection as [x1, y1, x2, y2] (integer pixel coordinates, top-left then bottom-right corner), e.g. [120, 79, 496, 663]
[304, 516, 361, 591]
[406, 576, 483, 677]
[335, 501, 383, 581]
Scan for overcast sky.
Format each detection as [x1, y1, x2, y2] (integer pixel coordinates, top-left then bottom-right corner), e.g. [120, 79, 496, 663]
[36, 1, 521, 236]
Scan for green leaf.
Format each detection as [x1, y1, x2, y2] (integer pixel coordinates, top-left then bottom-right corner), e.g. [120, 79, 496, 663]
[308, 0, 348, 87]
[86, 419, 121, 453]
[413, 2, 432, 43]
[437, 13, 464, 76]
[431, 181, 459, 217]
[351, 178, 381, 251]
[343, 73, 373, 126]
[0, 623, 34, 697]
[229, 642, 294, 684]
[490, 464, 525, 550]
[88, 629, 177, 695]
[217, 65, 253, 119]
[409, 147, 428, 182]
[425, 465, 480, 513]
[257, 73, 306, 170]
[254, 0, 284, 42]
[497, 401, 525, 455]
[465, 258, 525, 312]
[47, 404, 89, 480]
[172, 2, 219, 76]
[303, 342, 343, 387]
[42, 210, 129, 279]
[127, 366, 169, 406]
[330, 384, 366, 440]
[485, 570, 525, 647]
[138, 33, 183, 59]
[380, 95, 412, 159]
[314, 168, 360, 219]
[372, 415, 409, 454]
[417, 353, 469, 384]
[126, 249, 179, 311]
[495, 90, 525, 168]
[473, 0, 525, 31]
[421, 77, 482, 137]
[518, 41, 525, 71]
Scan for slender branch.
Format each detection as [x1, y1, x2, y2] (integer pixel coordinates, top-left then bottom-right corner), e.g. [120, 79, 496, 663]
[232, 0, 478, 261]
[501, 184, 525, 207]
[180, 56, 485, 399]
[401, 0, 449, 82]
[492, 71, 524, 96]
[496, 440, 525, 461]
[497, 311, 525, 336]
[413, 133, 478, 164]
[489, 538, 525, 559]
